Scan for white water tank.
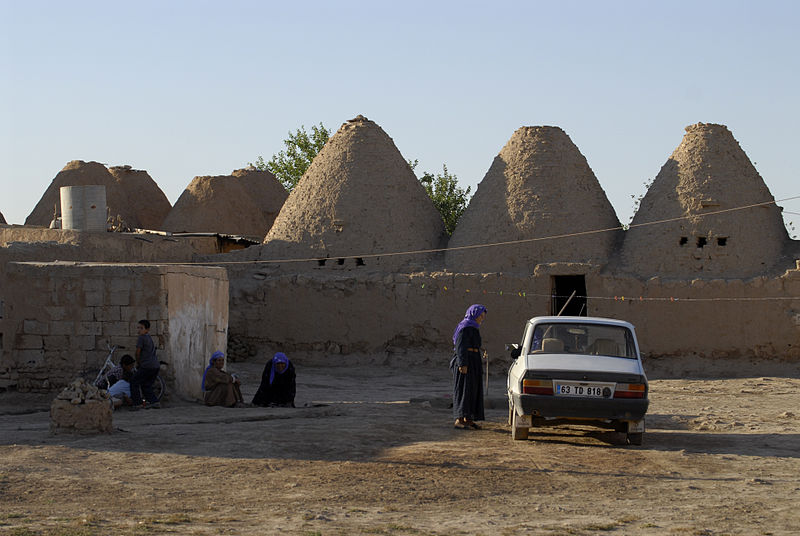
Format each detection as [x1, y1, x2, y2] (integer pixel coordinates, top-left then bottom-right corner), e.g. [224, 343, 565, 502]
[60, 185, 107, 232]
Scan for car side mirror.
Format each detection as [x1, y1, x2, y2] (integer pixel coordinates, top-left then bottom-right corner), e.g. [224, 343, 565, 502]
[506, 343, 521, 359]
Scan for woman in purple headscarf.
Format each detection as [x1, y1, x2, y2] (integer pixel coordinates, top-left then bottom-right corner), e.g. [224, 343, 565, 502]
[450, 304, 487, 429]
[252, 352, 296, 407]
[202, 351, 245, 407]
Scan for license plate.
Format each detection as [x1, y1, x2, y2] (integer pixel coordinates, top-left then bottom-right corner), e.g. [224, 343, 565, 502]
[555, 382, 613, 398]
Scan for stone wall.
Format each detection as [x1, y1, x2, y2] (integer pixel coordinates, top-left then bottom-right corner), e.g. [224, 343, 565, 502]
[226, 262, 800, 373]
[0, 262, 228, 400]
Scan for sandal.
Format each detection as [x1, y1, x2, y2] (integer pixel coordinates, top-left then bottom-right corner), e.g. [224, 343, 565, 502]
[454, 419, 469, 430]
[466, 421, 481, 430]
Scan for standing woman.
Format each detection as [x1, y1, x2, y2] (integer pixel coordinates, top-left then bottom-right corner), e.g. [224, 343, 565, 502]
[450, 304, 487, 429]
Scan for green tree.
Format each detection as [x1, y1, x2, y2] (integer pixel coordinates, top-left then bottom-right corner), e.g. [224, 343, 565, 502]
[251, 123, 330, 191]
[410, 160, 471, 235]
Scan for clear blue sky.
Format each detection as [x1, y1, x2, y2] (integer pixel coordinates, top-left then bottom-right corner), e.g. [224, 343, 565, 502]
[2, 0, 799, 234]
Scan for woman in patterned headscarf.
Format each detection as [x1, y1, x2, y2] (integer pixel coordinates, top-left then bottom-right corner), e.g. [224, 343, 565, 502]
[252, 352, 296, 407]
[450, 304, 487, 429]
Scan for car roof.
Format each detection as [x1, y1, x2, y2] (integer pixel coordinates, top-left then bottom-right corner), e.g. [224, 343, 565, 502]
[526, 316, 636, 330]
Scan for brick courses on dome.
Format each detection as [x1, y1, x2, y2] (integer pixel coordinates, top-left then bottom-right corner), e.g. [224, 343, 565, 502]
[230, 168, 288, 232]
[446, 126, 621, 273]
[161, 170, 285, 239]
[257, 115, 448, 271]
[25, 160, 171, 230]
[107, 166, 171, 229]
[620, 123, 790, 278]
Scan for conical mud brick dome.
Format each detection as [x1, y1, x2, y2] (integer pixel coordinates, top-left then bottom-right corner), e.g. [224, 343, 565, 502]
[259, 115, 448, 271]
[231, 167, 288, 232]
[161, 173, 273, 238]
[0, 211, 6, 224]
[25, 160, 169, 229]
[620, 123, 789, 277]
[446, 126, 621, 273]
[107, 165, 171, 229]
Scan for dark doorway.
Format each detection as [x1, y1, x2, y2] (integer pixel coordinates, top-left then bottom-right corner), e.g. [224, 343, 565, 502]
[551, 275, 587, 316]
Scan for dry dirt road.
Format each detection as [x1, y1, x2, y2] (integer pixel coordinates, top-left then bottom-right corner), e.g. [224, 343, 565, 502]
[0, 362, 798, 536]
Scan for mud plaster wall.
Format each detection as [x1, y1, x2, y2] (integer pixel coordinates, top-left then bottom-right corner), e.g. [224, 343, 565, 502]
[165, 270, 229, 401]
[227, 264, 800, 371]
[0, 263, 228, 398]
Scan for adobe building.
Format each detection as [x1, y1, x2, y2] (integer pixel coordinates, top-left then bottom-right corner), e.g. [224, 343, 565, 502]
[1, 120, 798, 393]
[107, 165, 172, 229]
[0, 211, 6, 224]
[161, 170, 286, 240]
[446, 126, 621, 274]
[26, 161, 171, 230]
[1, 261, 228, 400]
[231, 167, 288, 232]
[619, 123, 792, 278]
[251, 115, 448, 272]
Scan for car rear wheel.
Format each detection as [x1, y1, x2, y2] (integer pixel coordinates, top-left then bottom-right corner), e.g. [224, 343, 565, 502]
[510, 405, 529, 441]
[627, 432, 643, 446]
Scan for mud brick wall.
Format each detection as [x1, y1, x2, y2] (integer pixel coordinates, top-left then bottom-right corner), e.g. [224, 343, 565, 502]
[226, 261, 800, 369]
[1, 262, 228, 399]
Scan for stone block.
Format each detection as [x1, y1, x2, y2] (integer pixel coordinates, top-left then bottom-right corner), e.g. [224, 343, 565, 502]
[16, 334, 43, 349]
[80, 308, 96, 322]
[23, 319, 49, 335]
[69, 335, 97, 351]
[77, 322, 103, 336]
[50, 322, 75, 336]
[84, 290, 104, 307]
[121, 307, 148, 324]
[109, 290, 130, 306]
[95, 306, 121, 322]
[50, 399, 112, 434]
[103, 322, 131, 337]
[109, 279, 132, 294]
[82, 279, 104, 293]
[44, 306, 67, 321]
[43, 335, 69, 350]
[17, 349, 45, 369]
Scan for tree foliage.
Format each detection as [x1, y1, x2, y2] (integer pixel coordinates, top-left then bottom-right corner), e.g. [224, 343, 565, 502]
[251, 123, 331, 191]
[411, 160, 471, 235]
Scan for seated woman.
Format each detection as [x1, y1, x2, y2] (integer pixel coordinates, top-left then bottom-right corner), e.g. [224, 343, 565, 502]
[202, 351, 245, 407]
[252, 352, 296, 407]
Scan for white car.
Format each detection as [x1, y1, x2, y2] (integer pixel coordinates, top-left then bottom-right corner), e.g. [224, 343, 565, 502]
[507, 316, 649, 445]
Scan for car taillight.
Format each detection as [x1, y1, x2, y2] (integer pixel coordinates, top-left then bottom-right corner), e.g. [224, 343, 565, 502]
[614, 383, 646, 398]
[523, 379, 553, 395]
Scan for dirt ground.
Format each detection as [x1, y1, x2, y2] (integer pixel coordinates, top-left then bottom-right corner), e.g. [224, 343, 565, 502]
[0, 360, 798, 536]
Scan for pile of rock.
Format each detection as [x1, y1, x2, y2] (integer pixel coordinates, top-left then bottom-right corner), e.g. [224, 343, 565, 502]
[226, 335, 257, 362]
[50, 378, 112, 434]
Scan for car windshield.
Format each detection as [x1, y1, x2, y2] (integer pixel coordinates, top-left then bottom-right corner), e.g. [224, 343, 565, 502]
[530, 323, 637, 359]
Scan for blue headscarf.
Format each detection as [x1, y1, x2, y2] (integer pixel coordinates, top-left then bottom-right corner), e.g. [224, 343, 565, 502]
[202, 350, 225, 390]
[452, 304, 487, 346]
[269, 352, 290, 385]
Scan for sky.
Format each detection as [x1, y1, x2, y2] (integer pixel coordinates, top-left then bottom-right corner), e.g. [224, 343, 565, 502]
[1, 0, 799, 235]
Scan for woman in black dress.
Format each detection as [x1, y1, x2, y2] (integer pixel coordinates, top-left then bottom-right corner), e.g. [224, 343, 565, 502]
[252, 352, 296, 407]
[450, 304, 487, 429]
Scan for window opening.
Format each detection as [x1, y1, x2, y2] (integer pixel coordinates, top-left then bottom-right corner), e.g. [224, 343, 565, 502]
[696, 237, 707, 248]
[337, 258, 345, 265]
[356, 258, 365, 266]
[679, 236, 688, 246]
[717, 237, 727, 246]
[550, 275, 587, 317]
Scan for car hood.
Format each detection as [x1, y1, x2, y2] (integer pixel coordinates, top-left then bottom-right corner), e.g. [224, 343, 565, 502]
[524, 353, 644, 376]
